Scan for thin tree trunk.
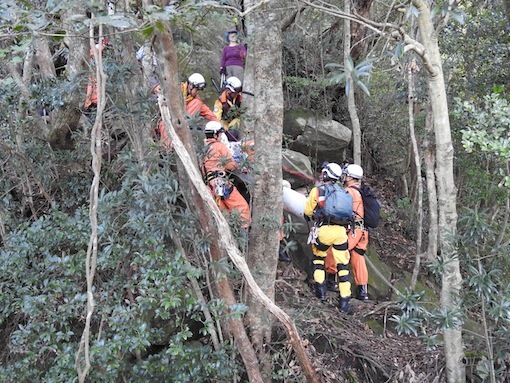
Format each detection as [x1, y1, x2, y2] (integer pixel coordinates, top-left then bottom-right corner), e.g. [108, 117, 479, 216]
[344, 0, 362, 165]
[423, 102, 438, 262]
[47, 4, 89, 150]
[350, 0, 374, 60]
[34, 33, 57, 78]
[408, 58, 423, 291]
[413, 1, 465, 381]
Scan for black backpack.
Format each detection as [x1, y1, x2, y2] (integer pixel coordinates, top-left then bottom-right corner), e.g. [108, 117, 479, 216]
[350, 184, 381, 229]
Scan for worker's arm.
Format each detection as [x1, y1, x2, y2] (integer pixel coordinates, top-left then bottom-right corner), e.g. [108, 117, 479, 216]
[303, 188, 318, 217]
[186, 98, 219, 122]
[200, 102, 219, 122]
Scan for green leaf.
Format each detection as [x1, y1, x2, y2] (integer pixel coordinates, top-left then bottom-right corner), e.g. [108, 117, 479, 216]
[344, 56, 354, 71]
[141, 25, 155, 39]
[449, 8, 466, 24]
[357, 80, 371, 96]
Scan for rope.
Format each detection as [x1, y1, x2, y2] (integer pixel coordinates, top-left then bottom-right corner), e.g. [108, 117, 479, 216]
[282, 166, 316, 182]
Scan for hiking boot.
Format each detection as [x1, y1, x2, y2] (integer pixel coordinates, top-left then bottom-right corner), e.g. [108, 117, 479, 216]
[326, 273, 337, 292]
[339, 297, 354, 314]
[356, 285, 369, 302]
[315, 282, 327, 302]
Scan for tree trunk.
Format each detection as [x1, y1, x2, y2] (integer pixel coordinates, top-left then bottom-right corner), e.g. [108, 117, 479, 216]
[34, 33, 57, 79]
[344, 0, 362, 165]
[413, 1, 466, 381]
[351, 0, 374, 61]
[48, 4, 89, 150]
[116, 2, 151, 164]
[423, 102, 438, 262]
[244, 1, 284, 378]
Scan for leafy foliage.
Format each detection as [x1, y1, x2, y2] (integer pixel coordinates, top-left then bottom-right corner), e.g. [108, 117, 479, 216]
[326, 57, 375, 96]
[0, 158, 241, 382]
[455, 91, 510, 187]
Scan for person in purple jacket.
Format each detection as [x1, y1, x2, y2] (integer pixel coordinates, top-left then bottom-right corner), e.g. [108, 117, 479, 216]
[220, 29, 247, 83]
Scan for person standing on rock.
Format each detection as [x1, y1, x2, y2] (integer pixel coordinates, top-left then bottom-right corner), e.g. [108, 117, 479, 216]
[220, 29, 247, 83]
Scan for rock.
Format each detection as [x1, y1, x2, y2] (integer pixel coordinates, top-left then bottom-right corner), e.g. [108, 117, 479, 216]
[284, 109, 352, 165]
[282, 149, 315, 187]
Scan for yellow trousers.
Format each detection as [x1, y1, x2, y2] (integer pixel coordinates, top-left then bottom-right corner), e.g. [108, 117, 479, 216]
[311, 224, 351, 298]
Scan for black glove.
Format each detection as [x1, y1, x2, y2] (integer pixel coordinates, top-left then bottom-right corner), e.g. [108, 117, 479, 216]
[220, 67, 226, 75]
[303, 213, 311, 222]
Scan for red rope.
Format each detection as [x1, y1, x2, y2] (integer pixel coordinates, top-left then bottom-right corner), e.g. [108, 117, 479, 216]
[282, 166, 316, 182]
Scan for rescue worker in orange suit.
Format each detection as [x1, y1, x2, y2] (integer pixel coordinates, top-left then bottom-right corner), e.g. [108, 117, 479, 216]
[343, 164, 369, 301]
[213, 76, 243, 132]
[303, 163, 353, 313]
[203, 121, 251, 230]
[153, 73, 219, 152]
[181, 73, 219, 122]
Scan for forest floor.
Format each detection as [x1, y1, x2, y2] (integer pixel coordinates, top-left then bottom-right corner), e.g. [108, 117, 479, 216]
[273, 177, 447, 383]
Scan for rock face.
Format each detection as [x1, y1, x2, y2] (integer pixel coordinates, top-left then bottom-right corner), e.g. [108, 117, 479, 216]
[282, 149, 315, 188]
[283, 109, 352, 166]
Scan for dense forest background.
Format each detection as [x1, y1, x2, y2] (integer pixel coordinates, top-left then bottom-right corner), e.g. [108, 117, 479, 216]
[1, 0, 509, 382]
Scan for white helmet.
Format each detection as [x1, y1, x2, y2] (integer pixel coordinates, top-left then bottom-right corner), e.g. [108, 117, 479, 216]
[225, 76, 242, 93]
[188, 73, 206, 89]
[204, 121, 224, 134]
[322, 162, 342, 181]
[345, 164, 363, 179]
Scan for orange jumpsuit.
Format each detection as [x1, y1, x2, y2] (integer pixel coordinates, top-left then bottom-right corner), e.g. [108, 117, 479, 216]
[152, 82, 219, 152]
[155, 120, 173, 153]
[345, 182, 369, 286]
[204, 137, 251, 228]
[153, 83, 219, 122]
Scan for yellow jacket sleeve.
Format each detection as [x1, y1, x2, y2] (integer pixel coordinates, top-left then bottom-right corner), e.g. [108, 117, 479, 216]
[213, 99, 223, 122]
[304, 187, 319, 217]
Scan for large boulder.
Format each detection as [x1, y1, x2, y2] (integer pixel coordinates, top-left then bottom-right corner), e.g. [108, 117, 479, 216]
[283, 109, 352, 165]
[282, 149, 315, 188]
